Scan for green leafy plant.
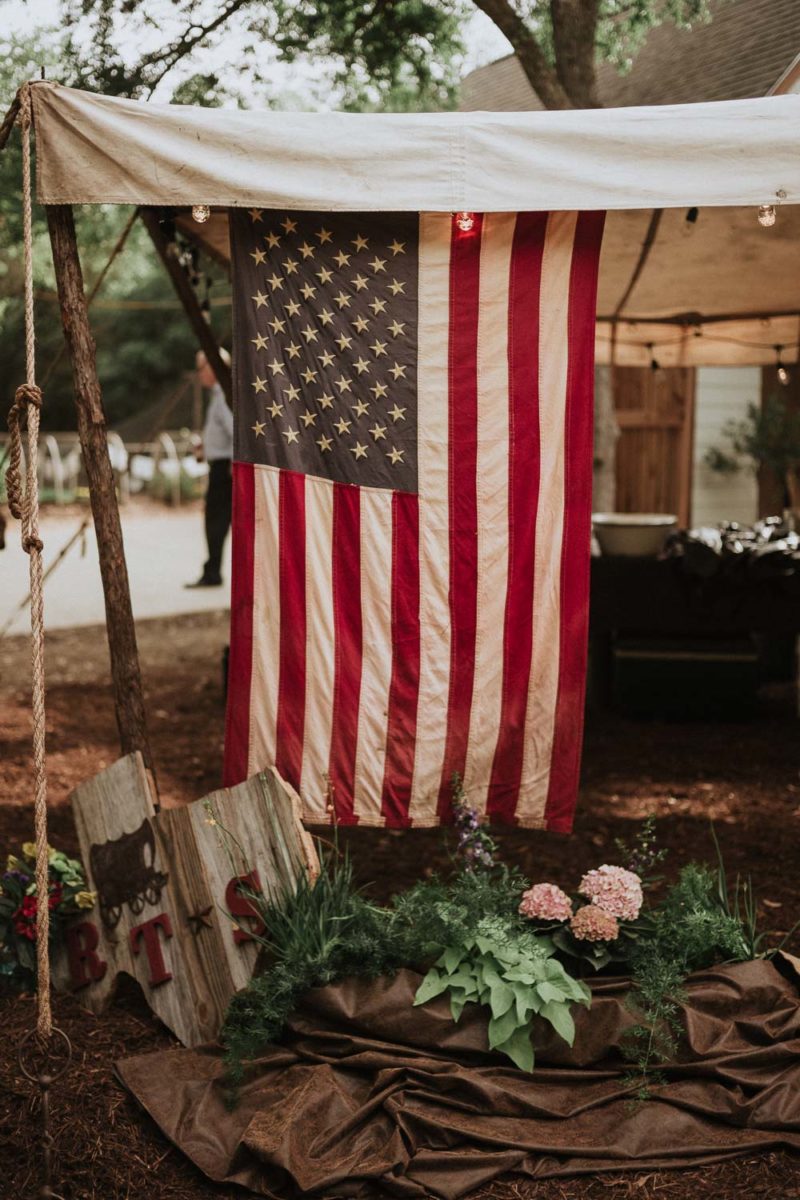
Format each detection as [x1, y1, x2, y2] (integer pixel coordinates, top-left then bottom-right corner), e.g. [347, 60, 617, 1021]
[705, 395, 800, 509]
[414, 917, 590, 1071]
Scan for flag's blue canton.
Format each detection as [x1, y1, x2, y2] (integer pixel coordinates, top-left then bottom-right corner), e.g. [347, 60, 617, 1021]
[231, 209, 419, 493]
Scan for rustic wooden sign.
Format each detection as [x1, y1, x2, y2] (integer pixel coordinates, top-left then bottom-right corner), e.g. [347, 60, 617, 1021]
[52, 752, 318, 1047]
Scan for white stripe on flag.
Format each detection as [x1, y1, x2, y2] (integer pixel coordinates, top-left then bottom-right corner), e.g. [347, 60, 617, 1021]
[300, 475, 336, 809]
[248, 465, 282, 776]
[353, 487, 395, 821]
[409, 212, 453, 823]
[464, 212, 515, 814]
[520, 211, 577, 817]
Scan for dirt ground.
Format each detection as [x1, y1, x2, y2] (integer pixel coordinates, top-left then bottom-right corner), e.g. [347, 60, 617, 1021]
[1, 610, 799, 1199]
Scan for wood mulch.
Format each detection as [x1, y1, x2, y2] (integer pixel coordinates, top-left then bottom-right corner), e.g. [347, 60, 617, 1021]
[1, 611, 799, 1199]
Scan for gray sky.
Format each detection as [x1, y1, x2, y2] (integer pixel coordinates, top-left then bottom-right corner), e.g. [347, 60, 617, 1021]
[3, 0, 511, 105]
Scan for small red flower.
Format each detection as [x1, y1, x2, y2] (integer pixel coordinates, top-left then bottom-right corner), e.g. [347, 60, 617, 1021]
[21, 895, 38, 917]
[48, 883, 63, 910]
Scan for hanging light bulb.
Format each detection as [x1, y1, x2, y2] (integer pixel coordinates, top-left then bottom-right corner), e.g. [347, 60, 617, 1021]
[682, 206, 699, 237]
[454, 211, 475, 232]
[775, 345, 790, 386]
[758, 204, 776, 228]
[647, 342, 661, 372]
[192, 204, 211, 224]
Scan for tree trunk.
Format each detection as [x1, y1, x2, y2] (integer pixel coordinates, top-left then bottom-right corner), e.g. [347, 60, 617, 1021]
[45, 204, 154, 774]
[472, 0, 574, 109]
[551, 0, 601, 108]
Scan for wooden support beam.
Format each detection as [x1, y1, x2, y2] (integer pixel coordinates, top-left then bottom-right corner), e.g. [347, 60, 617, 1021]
[141, 208, 233, 404]
[45, 204, 154, 774]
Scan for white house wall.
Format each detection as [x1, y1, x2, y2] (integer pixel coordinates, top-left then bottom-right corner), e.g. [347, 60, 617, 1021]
[692, 367, 760, 527]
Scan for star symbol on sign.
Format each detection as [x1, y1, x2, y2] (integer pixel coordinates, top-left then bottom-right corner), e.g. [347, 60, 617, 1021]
[250, 247, 267, 265]
[388, 239, 406, 256]
[301, 366, 318, 383]
[252, 420, 266, 436]
[285, 299, 301, 317]
[282, 426, 300, 443]
[301, 325, 319, 343]
[252, 291, 268, 308]
[268, 401, 284, 418]
[334, 291, 351, 309]
[286, 341, 301, 359]
[284, 384, 301, 402]
[248, 208, 264, 223]
[318, 392, 334, 410]
[352, 399, 369, 417]
[369, 256, 387, 274]
[317, 434, 333, 452]
[388, 279, 406, 296]
[333, 250, 351, 267]
[352, 316, 370, 334]
[334, 416, 352, 435]
[351, 442, 368, 460]
[335, 376, 352, 393]
[388, 362, 407, 380]
[300, 410, 317, 427]
[371, 381, 389, 400]
[316, 226, 333, 244]
[281, 216, 298, 234]
[370, 339, 388, 358]
[268, 273, 284, 291]
[353, 356, 370, 375]
[368, 298, 387, 315]
[251, 332, 269, 350]
[336, 332, 353, 351]
[283, 258, 298, 275]
[265, 231, 281, 248]
[319, 308, 335, 327]
[268, 316, 286, 334]
[352, 234, 369, 252]
[388, 320, 406, 338]
[319, 349, 336, 368]
[252, 376, 267, 393]
[388, 404, 406, 422]
[387, 447, 405, 465]
[369, 423, 387, 441]
[268, 358, 285, 376]
[352, 273, 369, 292]
[298, 241, 315, 259]
[316, 266, 334, 285]
[300, 283, 316, 300]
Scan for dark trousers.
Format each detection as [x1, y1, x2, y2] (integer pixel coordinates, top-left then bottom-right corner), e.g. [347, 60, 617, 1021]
[203, 458, 232, 582]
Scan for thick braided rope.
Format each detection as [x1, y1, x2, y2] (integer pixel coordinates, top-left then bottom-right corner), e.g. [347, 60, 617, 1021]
[15, 85, 51, 1040]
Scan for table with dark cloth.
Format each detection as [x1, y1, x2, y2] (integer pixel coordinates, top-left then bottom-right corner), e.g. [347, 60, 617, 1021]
[117, 958, 800, 1199]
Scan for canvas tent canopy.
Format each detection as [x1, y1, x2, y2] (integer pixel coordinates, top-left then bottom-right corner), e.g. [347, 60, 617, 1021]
[31, 81, 800, 367]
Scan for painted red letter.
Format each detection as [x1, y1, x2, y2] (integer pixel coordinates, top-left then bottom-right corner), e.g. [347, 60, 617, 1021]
[65, 921, 107, 991]
[130, 913, 174, 987]
[225, 870, 265, 945]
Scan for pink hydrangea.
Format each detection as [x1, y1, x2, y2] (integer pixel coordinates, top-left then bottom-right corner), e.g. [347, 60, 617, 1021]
[519, 883, 573, 922]
[578, 864, 643, 921]
[570, 904, 619, 942]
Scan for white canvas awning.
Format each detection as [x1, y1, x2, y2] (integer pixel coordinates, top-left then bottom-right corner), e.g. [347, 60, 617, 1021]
[30, 81, 800, 366]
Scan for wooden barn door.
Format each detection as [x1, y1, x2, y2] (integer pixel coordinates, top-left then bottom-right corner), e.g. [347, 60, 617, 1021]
[612, 366, 695, 527]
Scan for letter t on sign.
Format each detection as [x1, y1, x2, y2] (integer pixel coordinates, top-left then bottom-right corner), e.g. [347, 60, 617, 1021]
[130, 913, 174, 987]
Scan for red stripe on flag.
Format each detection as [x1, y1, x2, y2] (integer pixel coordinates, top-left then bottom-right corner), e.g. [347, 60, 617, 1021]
[328, 483, 362, 825]
[381, 491, 420, 827]
[224, 462, 255, 786]
[437, 213, 483, 819]
[275, 469, 306, 791]
[487, 212, 549, 823]
[544, 211, 606, 833]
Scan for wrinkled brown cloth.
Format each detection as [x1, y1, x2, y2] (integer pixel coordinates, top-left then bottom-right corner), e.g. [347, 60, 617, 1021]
[118, 959, 800, 1198]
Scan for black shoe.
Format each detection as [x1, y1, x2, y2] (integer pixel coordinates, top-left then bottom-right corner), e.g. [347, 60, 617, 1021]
[185, 575, 223, 589]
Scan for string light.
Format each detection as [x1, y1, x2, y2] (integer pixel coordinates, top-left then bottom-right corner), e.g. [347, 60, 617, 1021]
[454, 211, 475, 232]
[191, 204, 211, 224]
[682, 206, 699, 237]
[758, 204, 777, 227]
[775, 345, 791, 386]
[647, 342, 661, 372]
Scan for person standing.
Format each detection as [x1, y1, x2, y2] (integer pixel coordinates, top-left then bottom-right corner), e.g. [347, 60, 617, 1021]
[187, 348, 233, 588]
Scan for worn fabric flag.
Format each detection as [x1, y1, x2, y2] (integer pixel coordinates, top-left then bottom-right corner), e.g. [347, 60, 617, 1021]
[224, 208, 605, 830]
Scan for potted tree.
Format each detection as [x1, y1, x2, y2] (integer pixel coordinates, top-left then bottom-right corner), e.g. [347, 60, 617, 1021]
[705, 394, 800, 528]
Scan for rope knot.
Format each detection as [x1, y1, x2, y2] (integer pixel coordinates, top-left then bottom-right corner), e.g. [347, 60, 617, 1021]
[14, 382, 43, 410]
[23, 534, 44, 555]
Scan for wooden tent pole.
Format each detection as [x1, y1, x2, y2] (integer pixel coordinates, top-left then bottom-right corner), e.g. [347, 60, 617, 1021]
[140, 208, 233, 404]
[45, 203, 154, 773]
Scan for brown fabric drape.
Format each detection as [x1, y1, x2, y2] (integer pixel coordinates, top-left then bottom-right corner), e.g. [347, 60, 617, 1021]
[117, 959, 800, 1199]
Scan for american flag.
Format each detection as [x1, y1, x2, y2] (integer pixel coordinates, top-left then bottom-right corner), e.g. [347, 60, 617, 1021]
[224, 208, 604, 829]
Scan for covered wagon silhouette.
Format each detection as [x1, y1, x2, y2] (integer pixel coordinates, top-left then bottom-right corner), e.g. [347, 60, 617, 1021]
[89, 819, 169, 929]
